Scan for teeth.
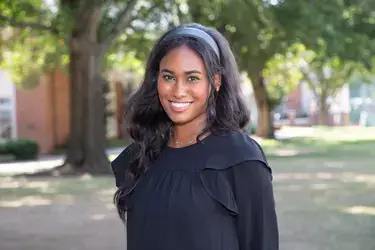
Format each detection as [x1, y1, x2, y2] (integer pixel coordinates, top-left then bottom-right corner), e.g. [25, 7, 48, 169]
[171, 102, 191, 108]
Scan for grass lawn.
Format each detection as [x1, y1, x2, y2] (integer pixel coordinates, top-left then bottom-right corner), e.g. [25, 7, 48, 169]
[0, 126, 374, 250]
[261, 126, 375, 158]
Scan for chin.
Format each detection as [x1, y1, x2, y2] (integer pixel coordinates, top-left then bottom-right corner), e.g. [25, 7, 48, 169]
[168, 115, 193, 125]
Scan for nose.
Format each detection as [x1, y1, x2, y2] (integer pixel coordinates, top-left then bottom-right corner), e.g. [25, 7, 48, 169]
[172, 80, 187, 99]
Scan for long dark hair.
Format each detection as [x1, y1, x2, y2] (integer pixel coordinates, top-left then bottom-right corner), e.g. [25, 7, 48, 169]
[114, 23, 250, 220]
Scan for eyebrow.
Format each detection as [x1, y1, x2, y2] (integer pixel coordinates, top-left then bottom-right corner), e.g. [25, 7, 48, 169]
[160, 69, 202, 75]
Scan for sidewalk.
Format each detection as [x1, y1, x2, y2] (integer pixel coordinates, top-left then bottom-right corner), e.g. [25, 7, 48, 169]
[0, 147, 125, 175]
[0, 127, 314, 176]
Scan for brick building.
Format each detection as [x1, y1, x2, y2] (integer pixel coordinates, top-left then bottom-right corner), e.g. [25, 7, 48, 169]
[15, 68, 70, 154]
[273, 82, 351, 126]
[10, 68, 133, 155]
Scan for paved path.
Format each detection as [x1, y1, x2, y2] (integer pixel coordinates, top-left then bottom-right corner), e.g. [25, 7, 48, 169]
[0, 127, 313, 175]
[0, 148, 124, 175]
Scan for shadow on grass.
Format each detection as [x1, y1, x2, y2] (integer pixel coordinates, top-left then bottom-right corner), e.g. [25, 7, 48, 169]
[271, 153, 375, 250]
[0, 176, 116, 208]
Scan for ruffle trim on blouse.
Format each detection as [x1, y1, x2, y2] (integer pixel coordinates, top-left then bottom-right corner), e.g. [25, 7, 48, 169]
[199, 132, 270, 216]
[111, 143, 137, 188]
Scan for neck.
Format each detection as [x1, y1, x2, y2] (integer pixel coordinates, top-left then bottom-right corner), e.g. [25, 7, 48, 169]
[170, 116, 207, 147]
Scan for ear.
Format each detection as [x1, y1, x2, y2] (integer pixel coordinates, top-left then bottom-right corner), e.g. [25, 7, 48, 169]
[214, 74, 221, 92]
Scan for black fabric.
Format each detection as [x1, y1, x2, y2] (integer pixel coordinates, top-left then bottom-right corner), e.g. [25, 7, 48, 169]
[111, 143, 136, 188]
[111, 131, 279, 250]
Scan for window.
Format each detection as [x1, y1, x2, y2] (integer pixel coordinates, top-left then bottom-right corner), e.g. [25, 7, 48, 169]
[0, 98, 11, 105]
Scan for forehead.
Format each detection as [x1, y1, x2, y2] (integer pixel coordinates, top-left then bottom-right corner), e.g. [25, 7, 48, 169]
[159, 45, 206, 72]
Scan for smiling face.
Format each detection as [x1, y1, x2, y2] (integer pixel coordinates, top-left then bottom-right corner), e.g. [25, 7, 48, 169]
[157, 45, 218, 127]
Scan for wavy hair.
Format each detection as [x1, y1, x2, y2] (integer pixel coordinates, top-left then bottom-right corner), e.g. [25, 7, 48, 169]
[114, 23, 250, 220]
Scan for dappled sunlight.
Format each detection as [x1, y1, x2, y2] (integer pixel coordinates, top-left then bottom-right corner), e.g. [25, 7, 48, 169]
[280, 126, 375, 141]
[342, 206, 375, 216]
[0, 176, 50, 187]
[97, 188, 116, 196]
[54, 195, 75, 203]
[0, 176, 116, 204]
[275, 172, 375, 185]
[106, 203, 116, 211]
[79, 173, 94, 180]
[0, 196, 52, 208]
[277, 184, 303, 191]
[0, 177, 22, 188]
[339, 172, 375, 185]
[316, 172, 334, 180]
[310, 183, 330, 190]
[323, 161, 345, 168]
[91, 214, 107, 221]
[277, 182, 335, 192]
[272, 149, 303, 156]
[275, 172, 315, 180]
[0, 177, 57, 196]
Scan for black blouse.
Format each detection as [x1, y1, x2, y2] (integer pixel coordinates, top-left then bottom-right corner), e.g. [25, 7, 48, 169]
[111, 131, 279, 250]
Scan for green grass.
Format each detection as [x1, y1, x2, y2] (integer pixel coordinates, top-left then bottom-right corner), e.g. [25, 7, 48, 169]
[0, 176, 115, 200]
[261, 138, 375, 158]
[1, 126, 375, 249]
[260, 126, 375, 158]
[270, 156, 375, 250]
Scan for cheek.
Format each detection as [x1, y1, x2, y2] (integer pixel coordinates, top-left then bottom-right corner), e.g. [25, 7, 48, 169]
[192, 83, 211, 102]
[157, 80, 168, 98]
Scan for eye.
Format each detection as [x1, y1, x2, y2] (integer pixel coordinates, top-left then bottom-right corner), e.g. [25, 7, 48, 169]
[187, 76, 200, 82]
[163, 75, 175, 82]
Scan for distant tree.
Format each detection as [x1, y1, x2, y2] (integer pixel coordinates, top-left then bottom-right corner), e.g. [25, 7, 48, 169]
[187, 0, 375, 137]
[0, 0, 169, 174]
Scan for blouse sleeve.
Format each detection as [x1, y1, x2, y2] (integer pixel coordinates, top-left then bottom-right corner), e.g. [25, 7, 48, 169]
[230, 160, 279, 250]
[111, 143, 136, 188]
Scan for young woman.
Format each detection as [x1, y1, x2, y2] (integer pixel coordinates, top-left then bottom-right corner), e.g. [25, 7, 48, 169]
[111, 23, 279, 250]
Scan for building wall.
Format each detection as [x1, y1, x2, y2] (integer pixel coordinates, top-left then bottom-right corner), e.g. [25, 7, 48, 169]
[15, 69, 70, 154]
[285, 84, 301, 112]
[51, 69, 70, 146]
[16, 76, 54, 154]
[0, 70, 17, 139]
[282, 83, 350, 126]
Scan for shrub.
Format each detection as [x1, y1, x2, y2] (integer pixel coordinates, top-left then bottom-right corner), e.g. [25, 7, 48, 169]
[0, 139, 39, 160]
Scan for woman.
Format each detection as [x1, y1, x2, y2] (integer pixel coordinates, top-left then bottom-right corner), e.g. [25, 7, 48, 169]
[111, 23, 279, 250]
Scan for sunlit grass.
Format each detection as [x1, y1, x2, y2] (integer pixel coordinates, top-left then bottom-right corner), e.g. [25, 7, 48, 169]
[342, 206, 375, 216]
[0, 175, 116, 203]
[258, 126, 375, 158]
[1, 126, 374, 249]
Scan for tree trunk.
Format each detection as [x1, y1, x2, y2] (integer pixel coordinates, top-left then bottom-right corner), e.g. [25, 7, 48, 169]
[249, 70, 275, 139]
[65, 7, 110, 174]
[319, 100, 330, 126]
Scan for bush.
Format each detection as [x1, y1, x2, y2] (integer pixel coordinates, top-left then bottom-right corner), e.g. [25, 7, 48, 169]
[0, 142, 8, 154]
[0, 139, 39, 160]
[247, 123, 257, 135]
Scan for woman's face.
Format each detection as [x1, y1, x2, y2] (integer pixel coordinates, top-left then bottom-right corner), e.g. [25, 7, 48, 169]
[157, 45, 219, 126]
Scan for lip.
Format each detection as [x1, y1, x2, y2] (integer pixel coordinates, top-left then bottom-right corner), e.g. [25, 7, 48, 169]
[168, 100, 193, 113]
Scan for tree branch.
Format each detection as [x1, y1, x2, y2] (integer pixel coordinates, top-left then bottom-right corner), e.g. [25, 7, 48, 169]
[0, 14, 60, 34]
[301, 69, 321, 102]
[73, 0, 107, 33]
[101, 0, 137, 51]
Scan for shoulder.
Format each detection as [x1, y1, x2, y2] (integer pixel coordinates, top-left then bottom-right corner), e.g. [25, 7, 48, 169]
[205, 130, 269, 170]
[111, 143, 137, 187]
[220, 130, 267, 159]
[199, 131, 272, 215]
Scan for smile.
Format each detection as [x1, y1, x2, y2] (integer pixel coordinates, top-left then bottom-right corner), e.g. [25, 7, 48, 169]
[169, 101, 193, 112]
